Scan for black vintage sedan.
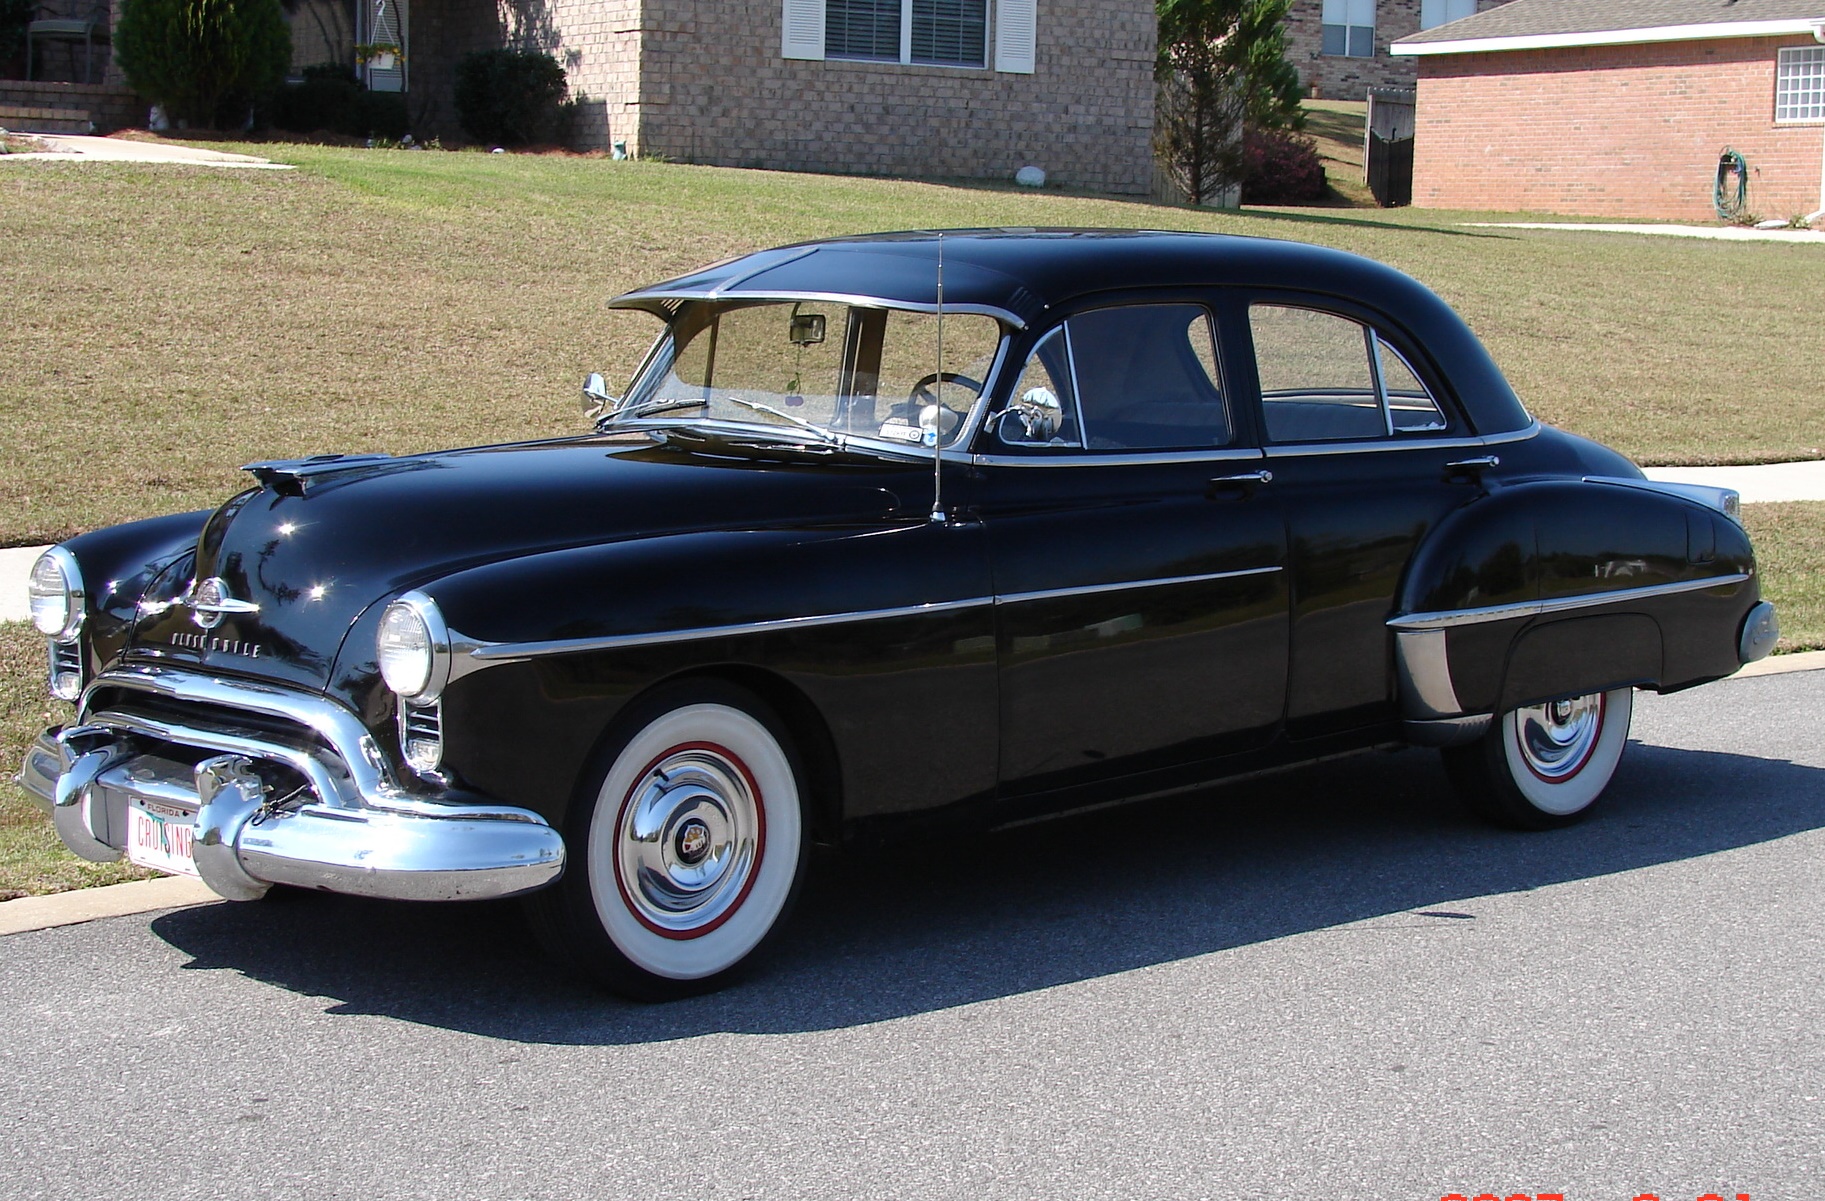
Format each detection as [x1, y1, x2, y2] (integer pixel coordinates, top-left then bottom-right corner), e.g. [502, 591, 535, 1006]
[18, 230, 1779, 998]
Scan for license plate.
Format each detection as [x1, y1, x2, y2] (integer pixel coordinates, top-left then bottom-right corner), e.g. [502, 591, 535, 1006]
[125, 797, 200, 877]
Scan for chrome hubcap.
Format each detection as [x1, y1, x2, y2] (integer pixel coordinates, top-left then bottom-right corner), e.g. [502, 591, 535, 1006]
[1515, 693, 1604, 781]
[615, 745, 760, 936]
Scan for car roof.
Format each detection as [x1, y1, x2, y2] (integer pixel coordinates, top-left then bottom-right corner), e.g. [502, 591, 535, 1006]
[610, 229, 1534, 436]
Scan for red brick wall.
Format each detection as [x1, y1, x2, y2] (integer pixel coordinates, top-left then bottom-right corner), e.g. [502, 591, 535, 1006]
[1413, 36, 1825, 220]
[1286, 0, 1513, 101]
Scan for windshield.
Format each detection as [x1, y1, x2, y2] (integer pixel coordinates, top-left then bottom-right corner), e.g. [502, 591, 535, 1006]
[616, 300, 1004, 449]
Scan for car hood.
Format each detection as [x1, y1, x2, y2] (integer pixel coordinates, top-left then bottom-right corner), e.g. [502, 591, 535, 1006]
[123, 436, 913, 700]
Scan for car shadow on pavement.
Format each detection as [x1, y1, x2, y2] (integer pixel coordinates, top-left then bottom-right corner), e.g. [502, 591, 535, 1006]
[149, 738, 1825, 1044]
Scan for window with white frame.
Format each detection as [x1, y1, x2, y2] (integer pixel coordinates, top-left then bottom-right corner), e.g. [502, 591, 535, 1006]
[1322, 0, 1375, 58]
[1420, 0, 1476, 31]
[1776, 45, 1825, 122]
[783, 0, 1035, 73]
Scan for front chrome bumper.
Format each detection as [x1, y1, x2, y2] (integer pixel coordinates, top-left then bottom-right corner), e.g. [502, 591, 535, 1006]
[15, 665, 565, 903]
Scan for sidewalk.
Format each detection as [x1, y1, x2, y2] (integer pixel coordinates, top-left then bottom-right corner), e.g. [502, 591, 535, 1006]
[1467, 221, 1825, 246]
[0, 134, 292, 169]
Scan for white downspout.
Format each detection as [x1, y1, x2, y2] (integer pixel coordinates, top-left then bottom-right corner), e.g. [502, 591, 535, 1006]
[1816, 22, 1825, 216]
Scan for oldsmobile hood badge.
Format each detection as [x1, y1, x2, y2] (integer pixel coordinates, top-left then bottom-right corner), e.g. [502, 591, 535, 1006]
[188, 577, 261, 630]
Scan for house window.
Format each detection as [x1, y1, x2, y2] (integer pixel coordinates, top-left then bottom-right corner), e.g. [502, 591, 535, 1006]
[783, 0, 1033, 72]
[1776, 45, 1825, 123]
[1322, 0, 1375, 58]
[1419, 0, 1476, 31]
[823, 0, 987, 67]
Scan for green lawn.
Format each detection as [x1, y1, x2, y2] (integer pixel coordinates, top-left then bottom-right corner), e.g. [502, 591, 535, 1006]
[0, 145, 1821, 546]
[1744, 502, 1825, 653]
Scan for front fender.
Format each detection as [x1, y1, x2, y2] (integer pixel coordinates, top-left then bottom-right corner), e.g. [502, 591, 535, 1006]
[59, 510, 210, 671]
[359, 521, 999, 830]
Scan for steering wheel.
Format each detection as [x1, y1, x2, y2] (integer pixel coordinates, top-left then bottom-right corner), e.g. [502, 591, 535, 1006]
[908, 371, 983, 407]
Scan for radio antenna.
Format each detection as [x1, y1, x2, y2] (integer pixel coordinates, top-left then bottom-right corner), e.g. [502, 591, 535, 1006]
[927, 232, 946, 524]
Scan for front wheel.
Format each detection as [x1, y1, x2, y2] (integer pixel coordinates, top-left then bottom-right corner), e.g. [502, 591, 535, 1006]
[527, 681, 808, 1000]
[1443, 688, 1634, 830]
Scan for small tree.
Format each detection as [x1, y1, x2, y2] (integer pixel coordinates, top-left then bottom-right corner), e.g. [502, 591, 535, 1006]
[1155, 0, 1305, 205]
[116, 0, 292, 129]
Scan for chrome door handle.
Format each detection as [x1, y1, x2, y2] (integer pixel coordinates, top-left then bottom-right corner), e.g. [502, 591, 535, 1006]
[1209, 470, 1273, 486]
[1444, 456, 1500, 473]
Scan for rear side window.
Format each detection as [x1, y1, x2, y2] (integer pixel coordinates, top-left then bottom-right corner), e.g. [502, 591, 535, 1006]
[1249, 304, 1446, 442]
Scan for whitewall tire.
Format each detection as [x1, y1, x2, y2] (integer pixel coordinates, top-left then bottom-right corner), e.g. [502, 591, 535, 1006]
[1444, 688, 1634, 830]
[528, 681, 808, 1000]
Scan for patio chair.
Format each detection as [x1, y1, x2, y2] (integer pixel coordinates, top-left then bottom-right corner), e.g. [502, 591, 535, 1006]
[25, 3, 111, 84]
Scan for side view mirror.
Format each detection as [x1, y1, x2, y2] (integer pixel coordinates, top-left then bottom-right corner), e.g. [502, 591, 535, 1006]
[582, 372, 618, 418]
[1001, 386, 1062, 443]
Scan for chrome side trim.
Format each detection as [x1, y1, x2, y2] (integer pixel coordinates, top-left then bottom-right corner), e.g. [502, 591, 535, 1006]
[973, 447, 1266, 468]
[1393, 629, 1462, 718]
[469, 597, 996, 662]
[1388, 573, 1752, 632]
[1266, 432, 1496, 458]
[471, 567, 1285, 663]
[997, 565, 1282, 606]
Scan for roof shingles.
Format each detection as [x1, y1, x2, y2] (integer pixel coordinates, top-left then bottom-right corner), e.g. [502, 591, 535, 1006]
[1398, 0, 1825, 46]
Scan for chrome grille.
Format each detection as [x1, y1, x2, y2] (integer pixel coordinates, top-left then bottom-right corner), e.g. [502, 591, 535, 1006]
[399, 699, 443, 775]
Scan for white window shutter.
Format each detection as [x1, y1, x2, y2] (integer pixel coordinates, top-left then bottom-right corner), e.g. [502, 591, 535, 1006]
[995, 0, 1036, 74]
[782, 0, 826, 60]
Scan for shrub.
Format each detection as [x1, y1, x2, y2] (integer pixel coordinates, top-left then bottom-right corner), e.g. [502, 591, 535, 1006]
[266, 63, 408, 139]
[1240, 125, 1327, 205]
[454, 48, 572, 146]
[115, 0, 291, 129]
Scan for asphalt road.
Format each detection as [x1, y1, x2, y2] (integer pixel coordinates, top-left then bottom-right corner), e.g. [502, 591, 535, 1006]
[3, 670, 1821, 1201]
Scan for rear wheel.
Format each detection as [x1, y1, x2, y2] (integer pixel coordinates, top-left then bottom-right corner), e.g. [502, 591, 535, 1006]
[1443, 687, 1634, 830]
[527, 680, 808, 1000]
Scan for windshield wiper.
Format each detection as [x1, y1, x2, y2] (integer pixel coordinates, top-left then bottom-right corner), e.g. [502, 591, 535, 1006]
[717, 396, 840, 445]
[607, 394, 839, 446]
[605, 397, 709, 424]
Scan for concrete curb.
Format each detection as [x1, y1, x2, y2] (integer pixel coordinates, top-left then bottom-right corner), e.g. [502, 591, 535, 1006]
[5, 653, 1821, 936]
[0, 875, 219, 936]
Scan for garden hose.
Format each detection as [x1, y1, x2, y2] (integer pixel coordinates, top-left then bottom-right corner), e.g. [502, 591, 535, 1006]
[1714, 148, 1748, 221]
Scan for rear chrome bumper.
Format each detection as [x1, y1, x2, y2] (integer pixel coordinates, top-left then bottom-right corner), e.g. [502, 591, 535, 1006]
[15, 665, 565, 903]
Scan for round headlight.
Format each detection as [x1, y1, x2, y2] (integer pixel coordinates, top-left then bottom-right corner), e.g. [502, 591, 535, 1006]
[376, 593, 448, 700]
[28, 548, 83, 643]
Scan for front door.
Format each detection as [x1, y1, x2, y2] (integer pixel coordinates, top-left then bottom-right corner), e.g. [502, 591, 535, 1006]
[980, 302, 1290, 806]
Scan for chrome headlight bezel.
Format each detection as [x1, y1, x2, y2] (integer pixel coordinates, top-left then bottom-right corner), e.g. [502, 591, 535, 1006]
[28, 546, 85, 644]
[376, 591, 451, 702]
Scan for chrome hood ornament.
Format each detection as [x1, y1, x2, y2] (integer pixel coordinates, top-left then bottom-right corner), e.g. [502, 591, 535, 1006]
[187, 577, 260, 630]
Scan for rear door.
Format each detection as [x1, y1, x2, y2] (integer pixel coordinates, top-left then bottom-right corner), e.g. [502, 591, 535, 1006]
[1233, 295, 1497, 739]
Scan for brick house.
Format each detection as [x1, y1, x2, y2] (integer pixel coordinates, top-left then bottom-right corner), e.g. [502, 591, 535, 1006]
[1391, 0, 1825, 220]
[392, 0, 1157, 195]
[1286, 0, 1516, 99]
